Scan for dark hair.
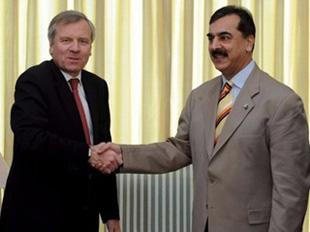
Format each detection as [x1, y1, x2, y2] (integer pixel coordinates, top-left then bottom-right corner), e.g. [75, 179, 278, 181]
[48, 10, 95, 45]
[209, 5, 256, 38]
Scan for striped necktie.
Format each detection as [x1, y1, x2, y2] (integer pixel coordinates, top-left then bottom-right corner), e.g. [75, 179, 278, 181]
[215, 81, 233, 144]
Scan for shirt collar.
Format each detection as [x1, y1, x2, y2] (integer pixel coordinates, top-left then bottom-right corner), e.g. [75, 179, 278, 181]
[61, 70, 82, 82]
[221, 60, 255, 89]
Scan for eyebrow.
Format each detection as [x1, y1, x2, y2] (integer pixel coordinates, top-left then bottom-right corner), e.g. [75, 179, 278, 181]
[207, 31, 232, 38]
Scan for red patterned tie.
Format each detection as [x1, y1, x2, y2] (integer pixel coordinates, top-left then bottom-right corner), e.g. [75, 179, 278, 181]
[69, 78, 91, 145]
[215, 82, 233, 144]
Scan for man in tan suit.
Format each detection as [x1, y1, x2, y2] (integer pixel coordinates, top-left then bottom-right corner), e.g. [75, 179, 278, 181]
[91, 5, 310, 232]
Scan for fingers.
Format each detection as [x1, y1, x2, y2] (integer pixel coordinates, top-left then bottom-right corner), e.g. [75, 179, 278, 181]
[92, 142, 120, 154]
[106, 219, 121, 232]
[91, 142, 107, 154]
[89, 142, 123, 174]
[107, 142, 122, 154]
[97, 149, 120, 173]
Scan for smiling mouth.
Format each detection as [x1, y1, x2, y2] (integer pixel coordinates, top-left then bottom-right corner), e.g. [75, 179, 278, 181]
[67, 57, 80, 62]
[211, 49, 228, 59]
[212, 54, 227, 59]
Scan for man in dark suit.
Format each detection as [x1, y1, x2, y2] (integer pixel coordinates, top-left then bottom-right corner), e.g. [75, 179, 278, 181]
[0, 10, 120, 232]
[91, 5, 310, 232]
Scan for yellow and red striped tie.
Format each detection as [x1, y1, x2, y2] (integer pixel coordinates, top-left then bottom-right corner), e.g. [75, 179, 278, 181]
[215, 82, 233, 144]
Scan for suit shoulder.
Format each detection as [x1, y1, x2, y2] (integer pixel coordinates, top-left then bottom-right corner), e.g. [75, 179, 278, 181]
[191, 76, 220, 96]
[23, 60, 53, 75]
[17, 60, 55, 85]
[249, 69, 305, 117]
[258, 70, 298, 98]
[81, 69, 103, 81]
[81, 70, 108, 86]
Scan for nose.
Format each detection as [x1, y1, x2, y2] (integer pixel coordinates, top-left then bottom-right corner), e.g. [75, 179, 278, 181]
[69, 40, 80, 52]
[209, 37, 221, 50]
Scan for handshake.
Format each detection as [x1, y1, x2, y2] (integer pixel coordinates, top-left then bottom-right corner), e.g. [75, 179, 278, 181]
[89, 142, 123, 174]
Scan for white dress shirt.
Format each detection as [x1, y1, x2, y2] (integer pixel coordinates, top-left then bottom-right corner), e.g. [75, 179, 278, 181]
[221, 60, 256, 102]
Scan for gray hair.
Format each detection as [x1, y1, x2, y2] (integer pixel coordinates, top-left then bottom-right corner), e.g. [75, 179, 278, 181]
[48, 10, 95, 45]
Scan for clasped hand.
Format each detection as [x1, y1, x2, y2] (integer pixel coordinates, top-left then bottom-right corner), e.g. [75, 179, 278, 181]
[89, 142, 123, 174]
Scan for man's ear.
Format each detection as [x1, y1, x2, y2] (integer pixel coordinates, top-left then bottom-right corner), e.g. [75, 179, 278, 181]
[246, 35, 255, 52]
[49, 46, 53, 56]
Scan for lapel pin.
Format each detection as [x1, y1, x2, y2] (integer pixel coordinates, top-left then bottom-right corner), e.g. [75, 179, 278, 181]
[243, 104, 249, 110]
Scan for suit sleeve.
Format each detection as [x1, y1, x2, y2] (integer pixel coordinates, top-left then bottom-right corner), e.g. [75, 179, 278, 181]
[11, 72, 89, 172]
[268, 93, 310, 231]
[94, 80, 120, 221]
[98, 173, 120, 222]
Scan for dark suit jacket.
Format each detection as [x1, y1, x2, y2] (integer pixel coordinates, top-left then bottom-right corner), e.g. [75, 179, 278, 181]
[120, 64, 310, 232]
[0, 60, 119, 232]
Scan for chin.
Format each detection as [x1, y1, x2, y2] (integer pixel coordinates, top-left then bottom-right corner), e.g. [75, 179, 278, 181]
[214, 65, 228, 73]
[66, 65, 81, 71]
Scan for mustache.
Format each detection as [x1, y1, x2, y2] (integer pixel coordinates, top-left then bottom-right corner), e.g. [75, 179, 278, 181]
[211, 49, 228, 57]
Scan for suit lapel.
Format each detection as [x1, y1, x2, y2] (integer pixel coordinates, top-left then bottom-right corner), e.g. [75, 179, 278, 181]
[200, 77, 222, 158]
[50, 61, 82, 126]
[49, 61, 90, 142]
[212, 65, 261, 158]
[81, 73, 99, 143]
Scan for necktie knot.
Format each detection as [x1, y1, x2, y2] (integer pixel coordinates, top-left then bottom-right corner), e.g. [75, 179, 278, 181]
[219, 82, 232, 101]
[69, 78, 79, 91]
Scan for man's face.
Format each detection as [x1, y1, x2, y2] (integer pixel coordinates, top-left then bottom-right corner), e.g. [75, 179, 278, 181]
[207, 14, 254, 79]
[49, 20, 92, 77]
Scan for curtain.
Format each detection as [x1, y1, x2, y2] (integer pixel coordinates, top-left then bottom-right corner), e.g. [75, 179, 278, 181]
[0, 0, 309, 231]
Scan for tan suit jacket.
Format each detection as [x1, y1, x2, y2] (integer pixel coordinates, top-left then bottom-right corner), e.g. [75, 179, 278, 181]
[121, 65, 310, 232]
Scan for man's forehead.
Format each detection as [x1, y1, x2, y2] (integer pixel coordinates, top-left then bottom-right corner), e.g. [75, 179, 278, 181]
[208, 14, 240, 34]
